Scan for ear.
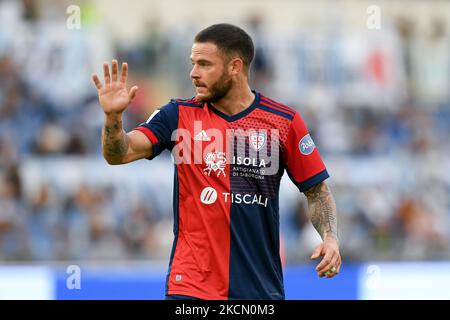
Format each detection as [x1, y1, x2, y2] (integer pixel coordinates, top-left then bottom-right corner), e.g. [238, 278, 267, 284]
[229, 58, 244, 75]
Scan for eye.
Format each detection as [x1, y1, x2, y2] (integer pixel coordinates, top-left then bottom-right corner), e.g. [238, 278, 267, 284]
[191, 61, 210, 67]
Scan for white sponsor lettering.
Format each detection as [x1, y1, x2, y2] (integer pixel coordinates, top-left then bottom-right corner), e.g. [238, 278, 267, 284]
[222, 192, 268, 207]
[231, 156, 267, 167]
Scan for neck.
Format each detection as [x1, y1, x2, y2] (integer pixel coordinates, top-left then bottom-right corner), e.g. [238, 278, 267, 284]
[211, 82, 255, 116]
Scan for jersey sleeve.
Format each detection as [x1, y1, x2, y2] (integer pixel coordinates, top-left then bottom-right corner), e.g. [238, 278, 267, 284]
[132, 100, 179, 160]
[282, 112, 329, 192]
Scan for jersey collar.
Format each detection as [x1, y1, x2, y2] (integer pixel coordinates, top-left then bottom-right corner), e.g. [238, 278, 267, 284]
[208, 91, 260, 122]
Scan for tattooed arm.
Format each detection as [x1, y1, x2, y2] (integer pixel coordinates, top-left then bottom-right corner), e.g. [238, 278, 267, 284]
[92, 59, 152, 165]
[102, 114, 152, 165]
[304, 181, 342, 278]
[304, 181, 338, 241]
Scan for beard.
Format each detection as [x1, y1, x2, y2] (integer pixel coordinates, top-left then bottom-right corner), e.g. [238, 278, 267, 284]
[195, 73, 233, 103]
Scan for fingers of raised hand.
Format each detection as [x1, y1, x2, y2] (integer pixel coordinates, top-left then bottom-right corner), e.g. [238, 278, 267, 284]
[96, 60, 128, 89]
[103, 62, 111, 84]
[92, 74, 102, 90]
[112, 59, 118, 82]
[120, 62, 128, 84]
[129, 85, 139, 101]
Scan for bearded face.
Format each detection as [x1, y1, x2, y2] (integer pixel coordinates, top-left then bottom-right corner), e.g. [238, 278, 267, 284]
[194, 71, 232, 103]
[190, 42, 234, 103]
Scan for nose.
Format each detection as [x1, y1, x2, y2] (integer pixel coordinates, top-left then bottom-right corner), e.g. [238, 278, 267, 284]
[190, 64, 200, 80]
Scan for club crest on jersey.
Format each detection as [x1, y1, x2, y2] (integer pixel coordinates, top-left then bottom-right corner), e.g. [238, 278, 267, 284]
[299, 134, 316, 155]
[203, 151, 226, 177]
[249, 132, 267, 151]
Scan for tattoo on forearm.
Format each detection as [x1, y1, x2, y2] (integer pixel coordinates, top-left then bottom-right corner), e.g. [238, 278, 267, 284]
[304, 182, 338, 241]
[102, 118, 129, 159]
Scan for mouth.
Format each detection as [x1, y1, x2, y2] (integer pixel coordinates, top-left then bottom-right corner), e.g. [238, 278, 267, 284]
[194, 81, 207, 88]
[195, 84, 207, 92]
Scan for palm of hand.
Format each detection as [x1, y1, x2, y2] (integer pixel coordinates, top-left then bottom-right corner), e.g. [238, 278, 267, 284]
[99, 82, 130, 114]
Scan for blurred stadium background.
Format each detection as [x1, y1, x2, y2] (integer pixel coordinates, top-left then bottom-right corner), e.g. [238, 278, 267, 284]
[1, 0, 450, 299]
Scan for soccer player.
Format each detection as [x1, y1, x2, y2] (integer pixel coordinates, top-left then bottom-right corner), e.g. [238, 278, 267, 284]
[92, 24, 341, 300]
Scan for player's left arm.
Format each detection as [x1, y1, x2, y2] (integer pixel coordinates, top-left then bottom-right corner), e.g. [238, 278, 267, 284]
[303, 181, 341, 278]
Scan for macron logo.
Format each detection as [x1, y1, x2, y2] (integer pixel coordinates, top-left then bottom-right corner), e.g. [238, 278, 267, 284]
[194, 130, 211, 141]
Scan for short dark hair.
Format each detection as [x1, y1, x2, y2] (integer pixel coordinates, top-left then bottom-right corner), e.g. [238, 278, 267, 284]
[194, 23, 255, 71]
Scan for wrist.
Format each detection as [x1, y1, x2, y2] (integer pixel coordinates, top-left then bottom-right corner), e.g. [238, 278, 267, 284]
[103, 113, 124, 135]
[104, 111, 123, 120]
[324, 233, 339, 244]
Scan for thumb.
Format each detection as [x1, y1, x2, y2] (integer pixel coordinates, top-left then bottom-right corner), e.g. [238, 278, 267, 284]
[129, 86, 139, 101]
[311, 244, 324, 260]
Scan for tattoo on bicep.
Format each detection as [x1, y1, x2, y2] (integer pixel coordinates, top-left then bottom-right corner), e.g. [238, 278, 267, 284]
[304, 182, 338, 241]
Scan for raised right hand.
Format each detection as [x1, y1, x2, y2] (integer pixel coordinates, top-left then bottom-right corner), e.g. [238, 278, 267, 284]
[92, 59, 138, 115]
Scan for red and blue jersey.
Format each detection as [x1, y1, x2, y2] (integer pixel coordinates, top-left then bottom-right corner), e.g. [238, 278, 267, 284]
[134, 91, 329, 300]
